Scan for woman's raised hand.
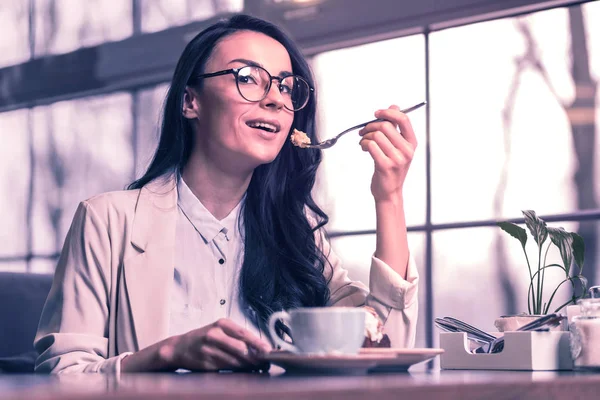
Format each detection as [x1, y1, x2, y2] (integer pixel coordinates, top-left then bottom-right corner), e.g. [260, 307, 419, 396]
[358, 105, 418, 202]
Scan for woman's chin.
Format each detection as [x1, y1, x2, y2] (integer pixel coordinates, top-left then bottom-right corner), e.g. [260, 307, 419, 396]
[246, 146, 282, 166]
[254, 154, 279, 166]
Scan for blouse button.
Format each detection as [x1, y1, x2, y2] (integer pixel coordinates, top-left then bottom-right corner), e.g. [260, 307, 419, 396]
[220, 299, 226, 305]
[219, 258, 225, 265]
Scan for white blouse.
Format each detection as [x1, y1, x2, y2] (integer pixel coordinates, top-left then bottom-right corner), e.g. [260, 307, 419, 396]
[171, 176, 420, 346]
[171, 177, 263, 338]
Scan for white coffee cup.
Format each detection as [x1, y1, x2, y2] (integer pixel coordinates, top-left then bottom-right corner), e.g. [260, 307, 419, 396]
[267, 307, 366, 355]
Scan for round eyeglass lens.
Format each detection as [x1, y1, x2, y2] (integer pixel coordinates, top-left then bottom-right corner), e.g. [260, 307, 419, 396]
[280, 76, 310, 111]
[236, 66, 270, 102]
[236, 66, 310, 111]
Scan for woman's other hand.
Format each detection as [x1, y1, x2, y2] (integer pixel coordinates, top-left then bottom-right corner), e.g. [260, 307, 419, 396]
[169, 318, 272, 371]
[121, 318, 272, 372]
[358, 105, 418, 203]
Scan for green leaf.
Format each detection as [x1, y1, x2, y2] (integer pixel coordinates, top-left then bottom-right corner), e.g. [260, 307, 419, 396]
[497, 221, 528, 248]
[548, 227, 573, 276]
[571, 232, 585, 274]
[522, 210, 548, 247]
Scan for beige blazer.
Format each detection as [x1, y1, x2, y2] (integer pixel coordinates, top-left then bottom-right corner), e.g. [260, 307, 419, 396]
[34, 177, 419, 374]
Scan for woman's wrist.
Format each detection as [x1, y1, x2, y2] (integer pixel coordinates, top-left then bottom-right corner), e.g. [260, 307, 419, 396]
[157, 335, 181, 370]
[374, 190, 403, 207]
[374, 192, 404, 218]
[120, 335, 181, 372]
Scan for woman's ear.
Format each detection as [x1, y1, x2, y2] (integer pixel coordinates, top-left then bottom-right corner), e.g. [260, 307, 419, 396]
[182, 86, 200, 119]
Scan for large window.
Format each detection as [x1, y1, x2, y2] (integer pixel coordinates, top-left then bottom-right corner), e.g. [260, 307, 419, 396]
[0, 0, 598, 362]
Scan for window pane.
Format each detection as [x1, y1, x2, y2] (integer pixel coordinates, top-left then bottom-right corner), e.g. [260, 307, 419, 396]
[0, 1, 30, 68]
[135, 84, 169, 179]
[430, 4, 600, 223]
[330, 232, 427, 350]
[587, 1, 600, 72]
[31, 92, 133, 256]
[312, 35, 426, 232]
[0, 261, 28, 273]
[0, 109, 30, 258]
[140, 0, 243, 33]
[30, 258, 58, 274]
[34, 0, 132, 57]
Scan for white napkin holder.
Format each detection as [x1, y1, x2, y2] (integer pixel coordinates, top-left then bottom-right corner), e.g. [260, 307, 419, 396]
[439, 331, 573, 371]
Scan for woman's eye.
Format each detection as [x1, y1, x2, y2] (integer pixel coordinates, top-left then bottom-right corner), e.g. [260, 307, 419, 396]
[279, 84, 293, 95]
[238, 75, 258, 85]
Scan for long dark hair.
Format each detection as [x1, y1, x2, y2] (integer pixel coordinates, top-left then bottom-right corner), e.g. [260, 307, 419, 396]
[129, 14, 331, 327]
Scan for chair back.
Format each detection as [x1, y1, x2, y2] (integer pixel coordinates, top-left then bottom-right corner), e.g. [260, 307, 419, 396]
[0, 272, 53, 357]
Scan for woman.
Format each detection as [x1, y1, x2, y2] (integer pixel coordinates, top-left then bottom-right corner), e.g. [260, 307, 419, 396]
[34, 14, 419, 374]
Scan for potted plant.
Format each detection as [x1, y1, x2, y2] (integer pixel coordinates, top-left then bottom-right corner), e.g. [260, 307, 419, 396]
[494, 210, 587, 331]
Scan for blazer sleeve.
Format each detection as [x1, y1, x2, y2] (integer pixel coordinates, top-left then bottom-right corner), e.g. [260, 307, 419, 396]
[34, 201, 131, 374]
[320, 231, 419, 348]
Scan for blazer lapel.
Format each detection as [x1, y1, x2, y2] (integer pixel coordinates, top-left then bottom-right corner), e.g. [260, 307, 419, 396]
[124, 176, 178, 350]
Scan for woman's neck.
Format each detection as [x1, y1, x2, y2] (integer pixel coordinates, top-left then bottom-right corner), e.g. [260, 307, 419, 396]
[182, 153, 252, 221]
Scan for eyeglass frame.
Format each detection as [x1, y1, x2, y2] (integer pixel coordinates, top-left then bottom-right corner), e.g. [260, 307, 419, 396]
[195, 66, 314, 111]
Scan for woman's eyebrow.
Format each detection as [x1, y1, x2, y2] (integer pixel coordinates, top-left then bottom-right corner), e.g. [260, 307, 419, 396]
[228, 58, 293, 77]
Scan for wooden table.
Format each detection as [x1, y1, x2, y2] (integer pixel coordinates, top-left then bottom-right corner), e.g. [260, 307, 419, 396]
[2, 369, 600, 399]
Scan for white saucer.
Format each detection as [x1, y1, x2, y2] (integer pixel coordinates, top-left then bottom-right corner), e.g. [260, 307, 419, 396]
[262, 348, 443, 373]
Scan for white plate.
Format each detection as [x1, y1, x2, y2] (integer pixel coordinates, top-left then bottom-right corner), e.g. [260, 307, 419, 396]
[262, 348, 444, 374]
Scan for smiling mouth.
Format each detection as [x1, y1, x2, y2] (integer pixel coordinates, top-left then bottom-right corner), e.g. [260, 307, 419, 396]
[246, 121, 280, 133]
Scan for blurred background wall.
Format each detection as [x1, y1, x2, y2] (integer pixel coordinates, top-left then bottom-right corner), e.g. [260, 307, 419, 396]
[1, 0, 599, 360]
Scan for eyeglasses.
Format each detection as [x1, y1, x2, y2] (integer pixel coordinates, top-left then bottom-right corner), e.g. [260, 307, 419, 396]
[196, 65, 313, 111]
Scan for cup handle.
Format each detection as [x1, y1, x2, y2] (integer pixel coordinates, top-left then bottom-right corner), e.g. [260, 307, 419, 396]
[267, 310, 298, 353]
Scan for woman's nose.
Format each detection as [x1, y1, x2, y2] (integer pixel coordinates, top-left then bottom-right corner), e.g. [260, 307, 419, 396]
[261, 81, 285, 110]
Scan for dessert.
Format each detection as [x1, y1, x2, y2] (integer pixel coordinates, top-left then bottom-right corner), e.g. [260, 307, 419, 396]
[362, 306, 391, 348]
[290, 128, 311, 148]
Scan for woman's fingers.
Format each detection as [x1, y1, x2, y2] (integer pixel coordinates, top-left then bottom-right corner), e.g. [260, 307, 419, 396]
[200, 345, 247, 370]
[214, 318, 272, 354]
[360, 137, 390, 169]
[203, 323, 255, 364]
[360, 121, 415, 158]
[358, 105, 417, 168]
[178, 318, 271, 371]
[375, 105, 418, 148]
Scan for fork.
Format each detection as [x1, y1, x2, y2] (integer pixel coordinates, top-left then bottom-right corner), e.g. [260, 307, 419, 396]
[301, 101, 427, 150]
[435, 317, 497, 345]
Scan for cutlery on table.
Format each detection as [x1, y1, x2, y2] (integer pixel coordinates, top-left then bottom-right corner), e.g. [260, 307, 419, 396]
[473, 313, 566, 354]
[434, 317, 496, 346]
